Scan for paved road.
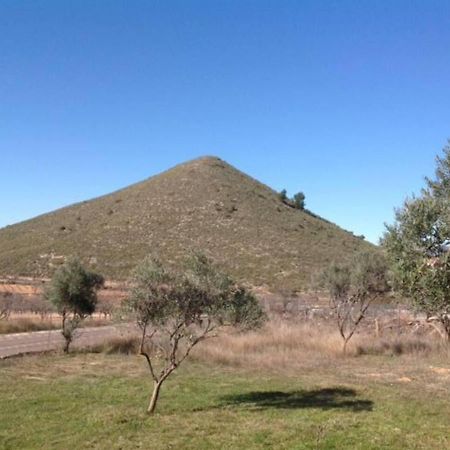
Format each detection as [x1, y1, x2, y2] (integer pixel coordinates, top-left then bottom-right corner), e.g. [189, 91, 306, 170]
[0, 325, 132, 358]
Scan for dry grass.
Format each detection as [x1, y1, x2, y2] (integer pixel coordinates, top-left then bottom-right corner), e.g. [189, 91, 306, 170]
[86, 335, 141, 355]
[79, 318, 449, 395]
[0, 317, 59, 334]
[71, 318, 450, 411]
[192, 320, 340, 370]
[85, 318, 449, 369]
[190, 318, 449, 372]
[0, 315, 112, 334]
[355, 335, 448, 356]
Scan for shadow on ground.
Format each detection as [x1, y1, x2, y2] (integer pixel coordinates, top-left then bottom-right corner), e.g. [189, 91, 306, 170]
[220, 387, 373, 412]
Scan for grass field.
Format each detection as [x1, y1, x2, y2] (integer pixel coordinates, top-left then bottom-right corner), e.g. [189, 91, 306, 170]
[1, 347, 448, 449]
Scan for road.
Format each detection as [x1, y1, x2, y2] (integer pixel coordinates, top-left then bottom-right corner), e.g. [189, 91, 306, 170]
[0, 325, 131, 358]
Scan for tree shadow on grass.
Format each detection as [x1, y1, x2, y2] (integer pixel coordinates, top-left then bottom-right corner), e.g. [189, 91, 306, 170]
[220, 387, 373, 412]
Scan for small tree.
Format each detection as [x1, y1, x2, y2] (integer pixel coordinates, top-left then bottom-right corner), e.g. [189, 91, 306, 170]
[383, 142, 450, 341]
[293, 192, 306, 210]
[383, 195, 450, 340]
[278, 189, 288, 202]
[126, 253, 265, 414]
[45, 258, 104, 353]
[321, 252, 389, 353]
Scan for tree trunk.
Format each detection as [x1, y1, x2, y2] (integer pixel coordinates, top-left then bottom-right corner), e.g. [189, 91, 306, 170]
[442, 317, 450, 343]
[62, 313, 70, 354]
[147, 381, 163, 415]
[343, 338, 350, 355]
[63, 336, 71, 354]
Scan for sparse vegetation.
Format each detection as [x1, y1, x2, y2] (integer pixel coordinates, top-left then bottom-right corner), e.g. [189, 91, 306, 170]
[97, 298, 116, 319]
[45, 258, 104, 353]
[0, 157, 373, 291]
[126, 253, 265, 414]
[0, 292, 12, 320]
[278, 189, 306, 210]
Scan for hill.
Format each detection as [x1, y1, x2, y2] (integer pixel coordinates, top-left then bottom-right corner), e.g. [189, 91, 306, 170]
[0, 156, 374, 290]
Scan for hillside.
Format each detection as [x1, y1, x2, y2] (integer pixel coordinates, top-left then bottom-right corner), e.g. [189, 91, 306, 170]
[0, 157, 374, 290]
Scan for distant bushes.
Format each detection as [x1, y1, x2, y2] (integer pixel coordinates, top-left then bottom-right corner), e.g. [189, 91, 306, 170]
[278, 189, 306, 210]
[86, 335, 140, 355]
[278, 189, 288, 202]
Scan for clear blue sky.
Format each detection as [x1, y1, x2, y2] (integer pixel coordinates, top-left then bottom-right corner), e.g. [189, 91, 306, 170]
[1, 0, 449, 244]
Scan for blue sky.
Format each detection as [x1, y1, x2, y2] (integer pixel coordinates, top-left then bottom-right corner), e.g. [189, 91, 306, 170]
[1, 0, 449, 243]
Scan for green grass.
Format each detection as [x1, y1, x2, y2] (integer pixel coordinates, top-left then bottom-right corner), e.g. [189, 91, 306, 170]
[0, 157, 373, 290]
[0, 353, 448, 449]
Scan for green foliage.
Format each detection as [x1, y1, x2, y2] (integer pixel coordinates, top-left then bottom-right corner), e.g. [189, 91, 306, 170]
[321, 252, 389, 299]
[279, 190, 306, 210]
[383, 142, 450, 340]
[321, 263, 351, 301]
[278, 189, 288, 202]
[45, 257, 104, 352]
[127, 253, 265, 333]
[350, 251, 390, 295]
[45, 257, 104, 315]
[425, 140, 450, 198]
[223, 287, 266, 330]
[126, 253, 265, 413]
[293, 192, 306, 210]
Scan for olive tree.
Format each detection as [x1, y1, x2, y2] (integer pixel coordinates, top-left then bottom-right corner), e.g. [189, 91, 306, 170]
[278, 189, 288, 202]
[383, 142, 450, 340]
[293, 192, 306, 210]
[321, 252, 389, 353]
[126, 253, 266, 414]
[45, 258, 104, 353]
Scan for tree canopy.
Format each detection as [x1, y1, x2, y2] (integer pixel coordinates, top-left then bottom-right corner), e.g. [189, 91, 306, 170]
[321, 251, 389, 352]
[126, 252, 266, 413]
[45, 257, 104, 352]
[382, 141, 450, 340]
